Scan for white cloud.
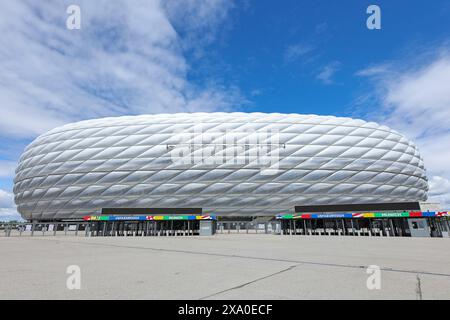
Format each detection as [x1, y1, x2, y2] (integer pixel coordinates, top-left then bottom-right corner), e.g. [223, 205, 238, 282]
[284, 43, 315, 63]
[428, 176, 450, 209]
[0, 209, 22, 222]
[0, 189, 21, 221]
[316, 61, 341, 84]
[0, 160, 17, 178]
[354, 64, 391, 77]
[384, 57, 450, 137]
[0, 189, 14, 208]
[250, 89, 262, 97]
[0, 0, 243, 139]
[429, 176, 450, 196]
[357, 50, 450, 208]
[163, 0, 234, 52]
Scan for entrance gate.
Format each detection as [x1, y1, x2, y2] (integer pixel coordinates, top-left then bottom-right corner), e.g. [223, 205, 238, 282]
[281, 218, 416, 237]
[216, 221, 277, 234]
[88, 220, 201, 237]
[279, 217, 449, 237]
[82, 215, 216, 237]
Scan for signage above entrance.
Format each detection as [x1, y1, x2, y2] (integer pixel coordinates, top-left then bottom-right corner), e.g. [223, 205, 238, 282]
[276, 212, 449, 220]
[84, 215, 216, 221]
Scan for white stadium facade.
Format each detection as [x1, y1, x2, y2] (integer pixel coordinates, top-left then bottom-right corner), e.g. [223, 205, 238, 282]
[12, 113, 450, 237]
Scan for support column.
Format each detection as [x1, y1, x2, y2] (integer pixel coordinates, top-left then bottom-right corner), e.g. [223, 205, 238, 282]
[389, 219, 395, 237]
[31, 222, 36, 236]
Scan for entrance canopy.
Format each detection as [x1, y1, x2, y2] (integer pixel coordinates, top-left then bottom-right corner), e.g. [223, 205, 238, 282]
[276, 211, 449, 219]
[84, 215, 216, 221]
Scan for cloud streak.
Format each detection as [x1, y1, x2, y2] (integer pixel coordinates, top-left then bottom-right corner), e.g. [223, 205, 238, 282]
[316, 61, 341, 85]
[283, 43, 315, 64]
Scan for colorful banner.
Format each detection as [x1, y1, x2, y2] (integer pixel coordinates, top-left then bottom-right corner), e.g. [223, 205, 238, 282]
[276, 211, 449, 220]
[84, 215, 216, 221]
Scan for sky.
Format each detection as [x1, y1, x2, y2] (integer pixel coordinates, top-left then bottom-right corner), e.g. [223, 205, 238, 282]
[1, 0, 450, 220]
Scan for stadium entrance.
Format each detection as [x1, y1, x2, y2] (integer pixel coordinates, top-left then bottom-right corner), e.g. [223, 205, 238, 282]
[83, 215, 216, 237]
[277, 213, 450, 238]
[86, 220, 200, 236]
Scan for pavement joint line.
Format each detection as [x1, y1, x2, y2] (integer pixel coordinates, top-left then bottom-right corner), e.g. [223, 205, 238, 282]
[198, 264, 301, 300]
[15, 237, 450, 278]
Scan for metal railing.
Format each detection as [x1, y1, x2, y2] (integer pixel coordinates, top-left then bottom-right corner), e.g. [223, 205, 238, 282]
[1, 222, 89, 237]
[1, 221, 204, 237]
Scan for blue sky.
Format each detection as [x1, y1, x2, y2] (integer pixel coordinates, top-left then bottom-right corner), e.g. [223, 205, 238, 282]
[1, 0, 450, 219]
[185, 1, 449, 113]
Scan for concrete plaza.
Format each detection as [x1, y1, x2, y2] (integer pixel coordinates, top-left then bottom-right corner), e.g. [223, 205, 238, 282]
[1, 234, 449, 299]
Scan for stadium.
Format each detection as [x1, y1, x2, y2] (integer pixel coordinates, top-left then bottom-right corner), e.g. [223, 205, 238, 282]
[12, 113, 449, 237]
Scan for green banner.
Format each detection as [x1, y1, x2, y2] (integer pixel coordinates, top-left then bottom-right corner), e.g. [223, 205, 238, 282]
[374, 212, 410, 218]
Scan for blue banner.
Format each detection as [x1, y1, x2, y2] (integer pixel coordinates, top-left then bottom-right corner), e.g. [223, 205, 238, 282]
[312, 213, 353, 219]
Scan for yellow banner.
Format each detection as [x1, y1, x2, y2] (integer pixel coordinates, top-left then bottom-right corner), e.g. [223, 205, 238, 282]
[362, 213, 375, 218]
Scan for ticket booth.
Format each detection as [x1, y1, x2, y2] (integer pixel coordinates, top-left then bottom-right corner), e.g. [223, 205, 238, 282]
[407, 219, 430, 237]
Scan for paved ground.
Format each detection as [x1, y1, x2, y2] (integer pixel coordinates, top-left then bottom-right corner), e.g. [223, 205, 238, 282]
[1, 234, 450, 299]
